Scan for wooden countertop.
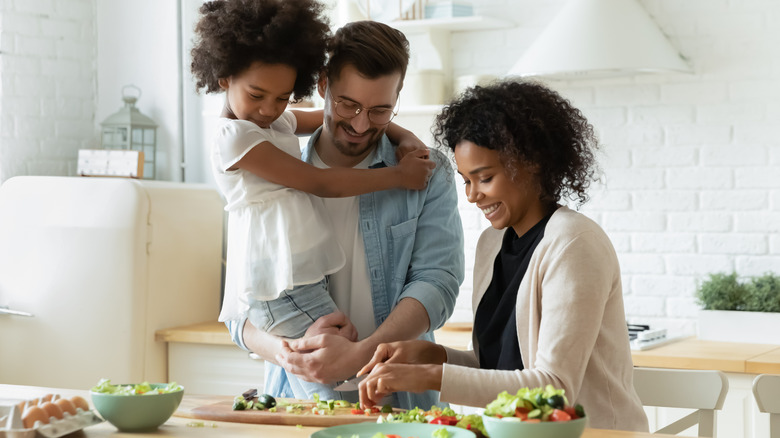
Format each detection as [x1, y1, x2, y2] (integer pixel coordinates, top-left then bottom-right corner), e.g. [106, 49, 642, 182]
[0, 384, 673, 438]
[156, 322, 780, 374]
[632, 338, 780, 373]
[156, 321, 236, 346]
[155, 321, 473, 351]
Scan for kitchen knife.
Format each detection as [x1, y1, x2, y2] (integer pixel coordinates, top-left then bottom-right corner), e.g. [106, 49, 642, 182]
[333, 375, 366, 391]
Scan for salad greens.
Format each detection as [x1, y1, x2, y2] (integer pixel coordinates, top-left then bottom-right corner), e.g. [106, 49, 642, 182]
[377, 406, 486, 437]
[91, 378, 182, 395]
[484, 385, 585, 422]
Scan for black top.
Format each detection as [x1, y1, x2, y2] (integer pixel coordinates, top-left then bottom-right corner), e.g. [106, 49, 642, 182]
[474, 212, 553, 371]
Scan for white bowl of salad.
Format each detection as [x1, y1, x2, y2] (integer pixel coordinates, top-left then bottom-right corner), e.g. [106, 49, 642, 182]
[90, 379, 184, 432]
[481, 385, 587, 438]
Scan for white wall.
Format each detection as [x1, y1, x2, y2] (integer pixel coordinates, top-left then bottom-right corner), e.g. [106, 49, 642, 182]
[96, 1, 182, 182]
[0, 0, 97, 181]
[0, 1, 182, 183]
[427, 0, 779, 334]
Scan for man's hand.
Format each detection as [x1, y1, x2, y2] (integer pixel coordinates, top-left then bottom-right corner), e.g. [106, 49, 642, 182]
[276, 334, 373, 384]
[304, 310, 358, 341]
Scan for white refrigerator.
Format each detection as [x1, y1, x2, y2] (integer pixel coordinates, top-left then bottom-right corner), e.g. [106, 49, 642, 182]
[0, 176, 225, 389]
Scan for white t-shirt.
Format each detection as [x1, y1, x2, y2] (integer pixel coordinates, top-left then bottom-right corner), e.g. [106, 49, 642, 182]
[310, 149, 376, 340]
[212, 113, 344, 322]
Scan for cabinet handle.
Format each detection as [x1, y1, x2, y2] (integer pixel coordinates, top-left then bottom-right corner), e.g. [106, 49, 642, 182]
[0, 306, 34, 317]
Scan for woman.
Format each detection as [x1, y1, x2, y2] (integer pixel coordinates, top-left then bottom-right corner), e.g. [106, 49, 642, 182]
[356, 80, 649, 431]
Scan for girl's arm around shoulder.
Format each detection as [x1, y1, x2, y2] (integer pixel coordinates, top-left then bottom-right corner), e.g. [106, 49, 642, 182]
[234, 140, 435, 197]
[291, 108, 430, 162]
[290, 109, 323, 135]
[386, 122, 430, 160]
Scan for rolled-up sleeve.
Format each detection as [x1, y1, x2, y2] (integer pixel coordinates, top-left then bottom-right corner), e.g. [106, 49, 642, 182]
[398, 153, 464, 331]
[225, 317, 250, 351]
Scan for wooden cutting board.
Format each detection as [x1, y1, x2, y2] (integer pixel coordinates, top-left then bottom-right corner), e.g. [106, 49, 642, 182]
[174, 394, 403, 427]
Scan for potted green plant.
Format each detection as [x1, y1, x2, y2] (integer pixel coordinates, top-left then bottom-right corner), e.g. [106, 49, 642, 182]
[696, 272, 780, 344]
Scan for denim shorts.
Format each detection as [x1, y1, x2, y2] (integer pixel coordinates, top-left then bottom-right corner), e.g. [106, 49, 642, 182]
[247, 279, 337, 339]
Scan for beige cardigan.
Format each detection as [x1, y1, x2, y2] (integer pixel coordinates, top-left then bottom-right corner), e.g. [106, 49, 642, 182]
[440, 207, 648, 431]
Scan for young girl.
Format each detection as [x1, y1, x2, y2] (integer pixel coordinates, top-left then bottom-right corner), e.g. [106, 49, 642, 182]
[190, 0, 434, 400]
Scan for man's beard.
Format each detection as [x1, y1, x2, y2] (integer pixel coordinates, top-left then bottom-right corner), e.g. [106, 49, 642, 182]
[331, 120, 384, 158]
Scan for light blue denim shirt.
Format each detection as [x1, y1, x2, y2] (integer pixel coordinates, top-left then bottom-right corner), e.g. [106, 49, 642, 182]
[227, 128, 465, 410]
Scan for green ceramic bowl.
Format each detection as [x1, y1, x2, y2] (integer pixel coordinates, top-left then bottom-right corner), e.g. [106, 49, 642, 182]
[90, 384, 184, 432]
[482, 414, 587, 438]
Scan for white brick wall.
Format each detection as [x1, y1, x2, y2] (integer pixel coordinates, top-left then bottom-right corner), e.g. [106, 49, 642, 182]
[0, 0, 96, 181]
[430, 0, 780, 335]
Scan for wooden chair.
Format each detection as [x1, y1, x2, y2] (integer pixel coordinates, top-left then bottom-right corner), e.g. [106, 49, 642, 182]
[753, 374, 780, 438]
[634, 367, 729, 437]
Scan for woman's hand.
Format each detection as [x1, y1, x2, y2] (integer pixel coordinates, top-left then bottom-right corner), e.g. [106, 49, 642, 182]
[304, 310, 358, 341]
[397, 149, 436, 190]
[358, 363, 443, 409]
[357, 340, 446, 377]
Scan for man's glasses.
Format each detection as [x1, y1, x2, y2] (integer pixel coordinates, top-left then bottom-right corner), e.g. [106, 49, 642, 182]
[328, 89, 399, 125]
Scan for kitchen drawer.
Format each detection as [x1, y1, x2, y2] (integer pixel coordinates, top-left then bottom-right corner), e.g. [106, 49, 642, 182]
[167, 343, 265, 396]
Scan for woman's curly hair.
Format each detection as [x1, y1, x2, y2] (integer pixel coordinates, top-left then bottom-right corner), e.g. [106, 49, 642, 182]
[433, 80, 600, 207]
[190, 0, 330, 102]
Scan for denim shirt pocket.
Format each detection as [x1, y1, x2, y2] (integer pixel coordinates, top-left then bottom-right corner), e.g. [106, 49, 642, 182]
[387, 217, 418, 283]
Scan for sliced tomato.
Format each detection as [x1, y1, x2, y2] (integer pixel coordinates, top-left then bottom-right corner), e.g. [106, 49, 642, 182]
[429, 415, 458, 426]
[385, 435, 402, 438]
[550, 409, 572, 422]
[350, 409, 363, 415]
[563, 406, 579, 419]
[514, 406, 530, 420]
[370, 407, 380, 414]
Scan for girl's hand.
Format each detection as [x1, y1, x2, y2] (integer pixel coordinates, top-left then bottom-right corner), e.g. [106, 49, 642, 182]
[397, 149, 436, 190]
[357, 340, 445, 377]
[395, 139, 430, 161]
[358, 363, 443, 409]
[304, 311, 358, 341]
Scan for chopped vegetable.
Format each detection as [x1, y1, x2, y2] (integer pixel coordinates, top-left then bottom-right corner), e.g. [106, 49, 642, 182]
[377, 406, 486, 437]
[91, 379, 182, 395]
[257, 394, 276, 409]
[432, 427, 451, 438]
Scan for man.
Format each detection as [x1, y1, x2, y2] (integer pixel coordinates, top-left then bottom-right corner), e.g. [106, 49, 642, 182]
[226, 20, 464, 410]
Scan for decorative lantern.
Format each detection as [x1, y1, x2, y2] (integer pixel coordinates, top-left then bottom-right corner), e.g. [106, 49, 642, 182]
[101, 85, 158, 179]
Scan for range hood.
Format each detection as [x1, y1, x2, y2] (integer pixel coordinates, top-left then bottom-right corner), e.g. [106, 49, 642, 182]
[508, 0, 692, 80]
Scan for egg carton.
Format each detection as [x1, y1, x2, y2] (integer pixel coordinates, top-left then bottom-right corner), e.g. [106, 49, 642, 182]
[0, 399, 103, 438]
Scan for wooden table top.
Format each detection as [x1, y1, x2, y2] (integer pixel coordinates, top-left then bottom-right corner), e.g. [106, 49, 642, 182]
[156, 322, 780, 374]
[0, 384, 673, 438]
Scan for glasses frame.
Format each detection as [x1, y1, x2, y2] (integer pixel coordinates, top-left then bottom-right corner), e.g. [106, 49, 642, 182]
[327, 88, 400, 125]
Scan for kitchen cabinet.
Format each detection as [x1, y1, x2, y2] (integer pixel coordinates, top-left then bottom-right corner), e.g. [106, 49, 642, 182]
[389, 16, 513, 102]
[155, 322, 265, 396]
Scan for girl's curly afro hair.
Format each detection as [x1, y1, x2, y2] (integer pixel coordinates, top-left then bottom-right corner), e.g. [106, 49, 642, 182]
[190, 0, 330, 102]
[433, 80, 600, 207]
